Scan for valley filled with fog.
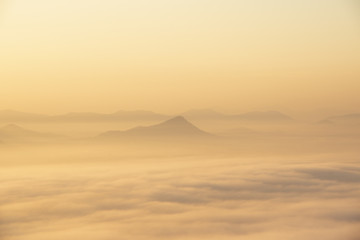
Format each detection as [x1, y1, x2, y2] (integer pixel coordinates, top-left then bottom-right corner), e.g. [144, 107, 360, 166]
[0, 110, 359, 240]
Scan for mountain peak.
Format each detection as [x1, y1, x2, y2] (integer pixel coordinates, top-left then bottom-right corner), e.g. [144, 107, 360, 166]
[150, 115, 199, 130]
[162, 115, 189, 125]
[98, 116, 212, 140]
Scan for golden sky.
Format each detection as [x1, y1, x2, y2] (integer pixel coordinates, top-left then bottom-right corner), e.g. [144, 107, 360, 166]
[0, 0, 359, 117]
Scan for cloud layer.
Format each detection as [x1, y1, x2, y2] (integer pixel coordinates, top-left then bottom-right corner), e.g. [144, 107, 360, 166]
[0, 156, 360, 240]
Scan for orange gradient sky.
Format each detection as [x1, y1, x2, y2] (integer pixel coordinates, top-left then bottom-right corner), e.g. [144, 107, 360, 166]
[0, 0, 359, 118]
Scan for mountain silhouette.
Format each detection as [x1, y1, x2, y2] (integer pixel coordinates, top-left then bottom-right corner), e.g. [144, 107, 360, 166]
[1, 124, 30, 133]
[0, 109, 170, 123]
[181, 109, 293, 123]
[0, 109, 294, 124]
[0, 110, 49, 122]
[182, 109, 227, 120]
[323, 113, 360, 125]
[231, 111, 292, 122]
[52, 110, 170, 122]
[97, 116, 212, 140]
[317, 119, 334, 125]
[0, 124, 64, 143]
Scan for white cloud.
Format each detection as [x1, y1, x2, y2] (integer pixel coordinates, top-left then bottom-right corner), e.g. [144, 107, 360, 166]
[0, 155, 359, 240]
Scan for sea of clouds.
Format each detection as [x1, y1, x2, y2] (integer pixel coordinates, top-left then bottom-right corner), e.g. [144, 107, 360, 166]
[0, 154, 359, 240]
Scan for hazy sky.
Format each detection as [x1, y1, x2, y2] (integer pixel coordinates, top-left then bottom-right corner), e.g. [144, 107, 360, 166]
[0, 0, 359, 117]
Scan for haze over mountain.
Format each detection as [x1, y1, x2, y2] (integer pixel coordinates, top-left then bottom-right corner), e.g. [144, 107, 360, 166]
[231, 111, 293, 122]
[52, 110, 171, 122]
[0, 109, 49, 122]
[182, 109, 293, 123]
[322, 113, 360, 125]
[0, 124, 65, 143]
[0, 109, 294, 124]
[182, 109, 227, 120]
[97, 116, 213, 141]
[1, 1, 360, 240]
[8, 108, 360, 127]
[0, 109, 171, 123]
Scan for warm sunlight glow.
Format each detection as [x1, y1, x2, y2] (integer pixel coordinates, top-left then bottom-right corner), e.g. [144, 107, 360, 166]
[0, 1, 359, 240]
[0, 0, 359, 117]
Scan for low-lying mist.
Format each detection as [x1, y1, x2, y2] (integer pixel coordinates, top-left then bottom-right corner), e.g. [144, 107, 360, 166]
[1, 116, 360, 240]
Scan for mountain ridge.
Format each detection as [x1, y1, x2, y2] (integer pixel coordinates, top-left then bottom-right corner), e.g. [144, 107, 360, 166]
[321, 113, 360, 125]
[0, 124, 65, 143]
[1, 109, 295, 123]
[97, 116, 213, 140]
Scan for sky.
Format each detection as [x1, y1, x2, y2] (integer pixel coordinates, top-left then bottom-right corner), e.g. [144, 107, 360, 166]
[0, 0, 359, 118]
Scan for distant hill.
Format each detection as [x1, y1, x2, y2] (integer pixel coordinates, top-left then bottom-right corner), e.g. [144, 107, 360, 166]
[97, 116, 213, 140]
[0, 124, 64, 143]
[317, 119, 334, 125]
[0, 110, 49, 122]
[51, 110, 171, 122]
[322, 113, 360, 125]
[0, 109, 293, 124]
[231, 111, 293, 122]
[182, 109, 227, 120]
[0, 109, 170, 123]
[112, 110, 171, 121]
[181, 109, 293, 123]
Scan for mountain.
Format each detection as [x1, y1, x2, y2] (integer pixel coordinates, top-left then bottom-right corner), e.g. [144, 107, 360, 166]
[322, 113, 360, 125]
[52, 112, 109, 122]
[112, 110, 171, 121]
[97, 116, 212, 140]
[0, 109, 293, 124]
[0, 110, 49, 122]
[181, 109, 293, 123]
[0, 124, 64, 143]
[0, 109, 170, 123]
[231, 111, 293, 122]
[52, 110, 170, 122]
[182, 109, 227, 120]
[317, 119, 334, 125]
